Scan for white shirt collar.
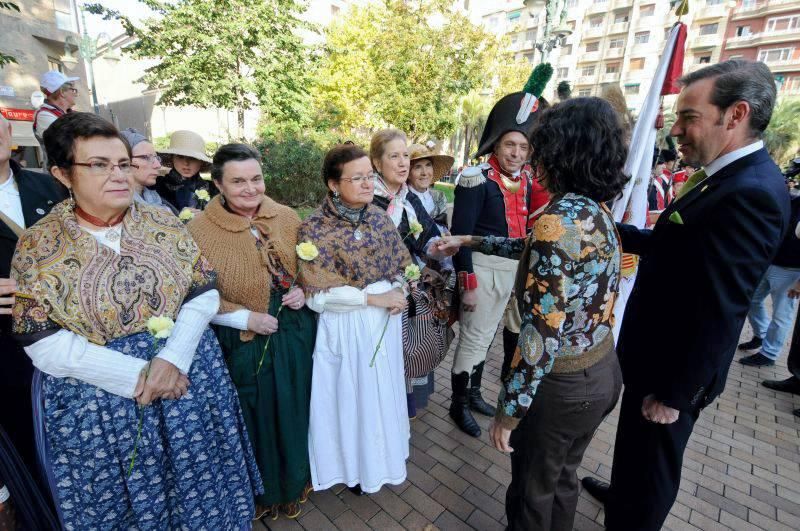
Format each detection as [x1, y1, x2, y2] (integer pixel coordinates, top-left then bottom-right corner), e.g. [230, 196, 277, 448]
[0, 167, 18, 195]
[704, 140, 764, 177]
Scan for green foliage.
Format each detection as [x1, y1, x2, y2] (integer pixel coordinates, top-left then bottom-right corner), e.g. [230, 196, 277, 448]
[0, 2, 20, 68]
[313, 0, 497, 140]
[433, 181, 454, 203]
[86, 0, 313, 134]
[255, 132, 329, 208]
[523, 63, 553, 98]
[764, 98, 800, 166]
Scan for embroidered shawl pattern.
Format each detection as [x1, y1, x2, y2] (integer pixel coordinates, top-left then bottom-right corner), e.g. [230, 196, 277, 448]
[12, 202, 215, 344]
[297, 197, 412, 294]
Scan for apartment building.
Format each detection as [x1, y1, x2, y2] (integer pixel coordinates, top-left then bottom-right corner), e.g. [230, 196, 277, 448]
[482, 0, 798, 112]
[721, 0, 800, 95]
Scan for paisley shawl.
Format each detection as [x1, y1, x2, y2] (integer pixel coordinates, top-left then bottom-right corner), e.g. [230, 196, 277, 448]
[297, 196, 412, 294]
[11, 202, 216, 345]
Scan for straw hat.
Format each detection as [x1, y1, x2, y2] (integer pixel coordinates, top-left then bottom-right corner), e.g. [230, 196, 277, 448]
[408, 143, 454, 182]
[158, 130, 211, 163]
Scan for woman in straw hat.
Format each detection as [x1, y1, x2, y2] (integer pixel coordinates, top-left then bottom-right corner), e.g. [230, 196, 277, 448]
[407, 142, 453, 228]
[156, 130, 216, 211]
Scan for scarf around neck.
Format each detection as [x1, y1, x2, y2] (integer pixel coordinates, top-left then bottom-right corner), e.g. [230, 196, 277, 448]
[373, 175, 420, 229]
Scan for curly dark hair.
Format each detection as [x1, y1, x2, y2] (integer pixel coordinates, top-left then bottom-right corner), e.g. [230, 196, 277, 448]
[211, 143, 261, 182]
[529, 97, 628, 202]
[42, 112, 130, 174]
[322, 144, 369, 186]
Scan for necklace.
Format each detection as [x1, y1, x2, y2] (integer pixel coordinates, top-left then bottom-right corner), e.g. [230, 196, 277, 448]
[75, 206, 126, 242]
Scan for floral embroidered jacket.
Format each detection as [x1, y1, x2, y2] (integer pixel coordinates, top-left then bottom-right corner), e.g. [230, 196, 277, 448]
[478, 194, 622, 429]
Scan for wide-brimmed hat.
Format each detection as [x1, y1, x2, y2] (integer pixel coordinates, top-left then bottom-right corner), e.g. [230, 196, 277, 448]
[158, 130, 211, 163]
[408, 143, 454, 182]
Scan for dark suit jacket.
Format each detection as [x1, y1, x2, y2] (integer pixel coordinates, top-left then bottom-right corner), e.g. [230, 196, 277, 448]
[617, 148, 790, 411]
[0, 160, 66, 467]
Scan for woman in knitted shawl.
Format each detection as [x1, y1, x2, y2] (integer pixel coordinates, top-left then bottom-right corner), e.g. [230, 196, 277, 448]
[188, 144, 316, 520]
[298, 144, 412, 496]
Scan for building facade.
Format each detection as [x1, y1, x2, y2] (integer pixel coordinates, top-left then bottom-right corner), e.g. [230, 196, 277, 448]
[0, 0, 90, 166]
[484, 0, 800, 112]
[721, 0, 800, 95]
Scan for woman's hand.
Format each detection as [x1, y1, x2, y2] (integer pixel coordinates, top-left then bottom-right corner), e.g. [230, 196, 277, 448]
[367, 289, 408, 315]
[282, 287, 305, 310]
[0, 278, 16, 316]
[434, 235, 471, 256]
[135, 358, 189, 405]
[489, 421, 513, 453]
[247, 312, 279, 335]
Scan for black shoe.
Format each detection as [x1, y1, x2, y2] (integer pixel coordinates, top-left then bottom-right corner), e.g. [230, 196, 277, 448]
[762, 377, 800, 395]
[450, 372, 481, 437]
[348, 484, 367, 496]
[738, 337, 763, 351]
[739, 352, 775, 367]
[581, 477, 610, 505]
[468, 388, 496, 417]
[468, 361, 497, 417]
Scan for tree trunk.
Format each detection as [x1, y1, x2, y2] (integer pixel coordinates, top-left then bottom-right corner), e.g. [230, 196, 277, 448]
[237, 107, 245, 139]
[463, 125, 472, 165]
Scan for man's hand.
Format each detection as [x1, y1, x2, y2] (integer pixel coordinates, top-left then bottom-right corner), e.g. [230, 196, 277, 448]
[282, 286, 305, 310]
[641, 394, 679, 424]
[247, 312, 279, 335]
[135, 358, 189, 405]
[461, 289, 478, 312]
[789, 280, 800, 299]
[489, 421, 513, 453]
[0, 278, 16, 316]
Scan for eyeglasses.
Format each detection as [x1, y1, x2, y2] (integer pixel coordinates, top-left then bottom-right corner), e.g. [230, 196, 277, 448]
[132, 154, 162, 165]
[70, 161, 134, 176]
[341, 173, 378, 185]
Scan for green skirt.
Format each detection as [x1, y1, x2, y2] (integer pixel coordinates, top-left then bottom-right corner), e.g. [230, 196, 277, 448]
[215, 291, 316, 505]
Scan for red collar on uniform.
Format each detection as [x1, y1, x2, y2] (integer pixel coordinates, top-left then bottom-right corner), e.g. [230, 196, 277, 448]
[486, 155, 531, 238]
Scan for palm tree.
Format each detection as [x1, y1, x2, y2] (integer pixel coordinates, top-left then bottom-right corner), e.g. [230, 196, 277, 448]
[764, 98, 800, 167]
[458, 92, 489, 166]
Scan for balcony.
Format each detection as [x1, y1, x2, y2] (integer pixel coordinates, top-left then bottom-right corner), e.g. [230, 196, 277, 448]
[762, 57, 800, 73]
[602, 72, 621, 83]
[689, 33, 722, 49]
[577, 50, 602, 63]
[687, 62, 712, 73]
[725, 27, 800, 49]
[587, 1, 609, 15]
[583, 25, 606, 39]
[577, 75, 597, 86]
[604, 47, 625, 59]
[695, 3, 730, 21]
[631, 41, 659, 55]
[608, 22, 629, 35]
[612, 0, 634, 8]
[733, 0, 798, 20]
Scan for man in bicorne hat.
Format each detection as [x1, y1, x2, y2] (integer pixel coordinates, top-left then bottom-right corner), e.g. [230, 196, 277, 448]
[448, 67, 551, 437]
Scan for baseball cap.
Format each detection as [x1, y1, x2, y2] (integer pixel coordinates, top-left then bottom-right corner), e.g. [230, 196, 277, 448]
[39, 71, 80, 94]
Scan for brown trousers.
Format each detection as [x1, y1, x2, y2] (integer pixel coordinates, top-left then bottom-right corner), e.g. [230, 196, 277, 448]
[505, 347, 622, 531]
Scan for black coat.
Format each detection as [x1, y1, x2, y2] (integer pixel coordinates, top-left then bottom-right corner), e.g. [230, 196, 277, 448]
[617, 148, 790, 411]
[0, 160, 66, 469]
[373, 191, 441, 263]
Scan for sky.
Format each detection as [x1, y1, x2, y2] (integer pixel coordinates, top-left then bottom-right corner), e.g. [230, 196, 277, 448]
[80, 0, 154, 38]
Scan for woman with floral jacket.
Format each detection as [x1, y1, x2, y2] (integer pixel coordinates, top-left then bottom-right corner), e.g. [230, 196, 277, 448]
[436, 97, 628, 531]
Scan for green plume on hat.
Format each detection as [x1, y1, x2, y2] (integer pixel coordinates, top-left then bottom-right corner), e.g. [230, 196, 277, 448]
[523, 63, 554, 99]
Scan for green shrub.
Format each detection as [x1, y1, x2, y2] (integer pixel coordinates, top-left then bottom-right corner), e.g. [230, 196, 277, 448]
[255, 135, 329, 208]
[434, 181, 454, 203]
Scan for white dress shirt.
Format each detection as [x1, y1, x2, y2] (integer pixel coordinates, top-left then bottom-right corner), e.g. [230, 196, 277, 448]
[704, 140, 764, 177]
[0, 168, 25, 229]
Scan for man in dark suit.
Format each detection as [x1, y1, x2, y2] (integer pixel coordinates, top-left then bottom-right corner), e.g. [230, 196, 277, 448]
[581, 60, 791, 530]
[0, 113, 66, 472]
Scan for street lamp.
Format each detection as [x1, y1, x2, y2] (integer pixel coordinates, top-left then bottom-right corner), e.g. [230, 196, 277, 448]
[61, 5, 119, 115]
[524, 0, 571, 63]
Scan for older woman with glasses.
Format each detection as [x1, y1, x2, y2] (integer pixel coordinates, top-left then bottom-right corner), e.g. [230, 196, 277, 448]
[11, 113, 261, 529]
[120, 128, 176, 214]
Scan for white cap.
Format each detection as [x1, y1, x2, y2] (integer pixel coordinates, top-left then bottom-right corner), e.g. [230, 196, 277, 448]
[39, 71, 80, 94]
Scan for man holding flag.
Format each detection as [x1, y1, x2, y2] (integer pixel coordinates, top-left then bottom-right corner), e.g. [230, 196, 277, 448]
[582, 58, 790, 530]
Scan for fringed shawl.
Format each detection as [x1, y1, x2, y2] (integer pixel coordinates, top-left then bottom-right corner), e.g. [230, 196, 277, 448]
[298, 196, 412, 294]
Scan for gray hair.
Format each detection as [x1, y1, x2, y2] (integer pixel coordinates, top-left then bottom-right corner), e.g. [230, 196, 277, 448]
[678, 59, 777, 138]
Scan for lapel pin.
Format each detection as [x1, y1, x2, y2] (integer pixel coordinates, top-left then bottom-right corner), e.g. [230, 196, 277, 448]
[36, 208, 46, 215]
[701, 185, 709, 192]
[47, 200, 53, 204]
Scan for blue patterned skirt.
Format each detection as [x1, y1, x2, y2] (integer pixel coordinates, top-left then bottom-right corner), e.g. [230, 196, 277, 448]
[33, 329, 262, 530]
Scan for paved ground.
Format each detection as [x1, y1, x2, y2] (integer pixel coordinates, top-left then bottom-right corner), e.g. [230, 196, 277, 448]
[254, 319, 800, 531]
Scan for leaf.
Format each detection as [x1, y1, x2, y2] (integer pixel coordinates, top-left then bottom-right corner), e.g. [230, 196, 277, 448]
[0, 2, 20, 12]
[674, 0, 690, 16]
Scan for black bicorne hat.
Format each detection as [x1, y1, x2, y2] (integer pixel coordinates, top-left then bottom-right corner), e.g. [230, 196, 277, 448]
[474, 63, 554, 158]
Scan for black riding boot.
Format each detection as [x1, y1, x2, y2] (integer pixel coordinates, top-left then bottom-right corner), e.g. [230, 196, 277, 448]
[449, 371, 481, 437]
[468, 361, 496, 416]
[501, 327, 519, 382]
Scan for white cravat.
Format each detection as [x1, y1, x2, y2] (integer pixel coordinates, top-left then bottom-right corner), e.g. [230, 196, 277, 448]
[704, 140, 764, 177]
[0, 168, 25, 229]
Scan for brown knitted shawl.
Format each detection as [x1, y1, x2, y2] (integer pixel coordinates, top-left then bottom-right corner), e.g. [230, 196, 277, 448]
[297, 196, 412, 294]
[188, 194, 300, 341]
